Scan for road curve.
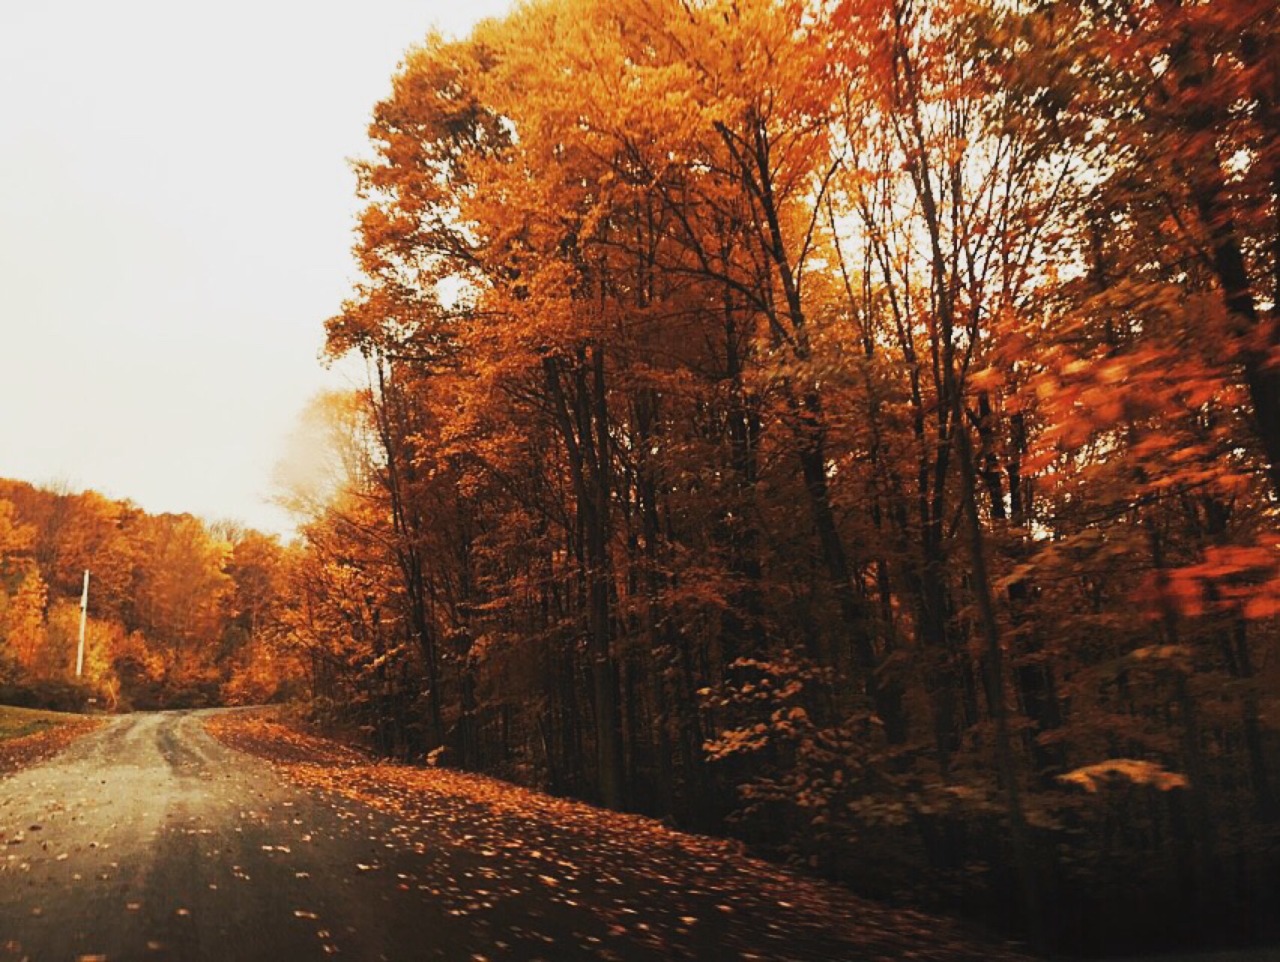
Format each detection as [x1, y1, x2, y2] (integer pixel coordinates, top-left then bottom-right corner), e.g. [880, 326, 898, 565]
[0, 711, 526, 962]
[0, 711, 1022, 962]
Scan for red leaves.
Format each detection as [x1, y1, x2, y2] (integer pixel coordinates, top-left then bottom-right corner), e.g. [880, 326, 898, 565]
[1141, 538, 1280, 622]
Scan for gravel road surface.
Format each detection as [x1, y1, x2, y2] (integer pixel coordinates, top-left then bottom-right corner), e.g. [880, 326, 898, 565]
[3, 710, 967, 962]
[0, 711, 547, 961]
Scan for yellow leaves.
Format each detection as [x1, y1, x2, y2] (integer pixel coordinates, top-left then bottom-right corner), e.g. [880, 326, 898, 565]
[1059, 759, 1189, 794]
[1094, 358, 1130, 386]
[3, 570, 48, 669]
[1034, 377, 1059, 402]
[967, 367, 1003, 392]
[0, 498, 35, 562]
[703, 724, 771, 761]
[1126, 645, 1192, 673]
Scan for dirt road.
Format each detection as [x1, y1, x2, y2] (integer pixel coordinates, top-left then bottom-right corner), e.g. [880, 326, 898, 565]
[0, 711, 1013, 962]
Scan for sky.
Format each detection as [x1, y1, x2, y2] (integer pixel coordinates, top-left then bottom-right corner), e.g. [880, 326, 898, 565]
[0, 0, 513, 536]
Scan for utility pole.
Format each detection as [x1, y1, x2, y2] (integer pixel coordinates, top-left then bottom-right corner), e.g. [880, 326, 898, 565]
[75, 569, 89, 678]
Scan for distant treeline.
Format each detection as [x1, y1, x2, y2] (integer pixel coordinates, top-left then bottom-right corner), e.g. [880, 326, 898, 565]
[0, 479, 297, 711]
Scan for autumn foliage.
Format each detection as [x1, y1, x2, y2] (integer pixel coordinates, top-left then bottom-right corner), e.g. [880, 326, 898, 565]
[209, 709, 1027, 961]
[12, 0, 1254, 953]
[0, 479, 298, 711]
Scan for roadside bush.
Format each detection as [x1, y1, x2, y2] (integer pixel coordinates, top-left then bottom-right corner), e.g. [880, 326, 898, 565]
[0, 676, 98, 712]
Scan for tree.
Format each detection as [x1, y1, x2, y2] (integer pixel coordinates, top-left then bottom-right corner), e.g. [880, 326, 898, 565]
[301, 0, 1280, 948]
[4, 570, 47, 671]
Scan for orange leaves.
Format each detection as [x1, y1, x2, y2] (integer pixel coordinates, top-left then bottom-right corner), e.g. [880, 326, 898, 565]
[1140, 538, 1280, 623]
[296, 5, 1280, 945]
[1145, 570, 1208, 619]
[0, 477, 293, 709]
[209, 711, 1023, 962]
[1194, 543, 1277, 578]
[0, 714, 103, 776]
[1059, 759, 1190, 794]
[1126, 645, 1193, 671]
[1243, 589, 1280, 620]
[0, 498, 35, 564]
[966, 367, 1004, 393]
[1017, 319, 1256, 507]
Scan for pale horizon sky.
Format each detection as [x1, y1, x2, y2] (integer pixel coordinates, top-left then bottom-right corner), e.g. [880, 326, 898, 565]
[0, 0, 513, 536]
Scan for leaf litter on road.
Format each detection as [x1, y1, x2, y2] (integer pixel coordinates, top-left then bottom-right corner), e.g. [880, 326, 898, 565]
[208, 712, 1026, 962]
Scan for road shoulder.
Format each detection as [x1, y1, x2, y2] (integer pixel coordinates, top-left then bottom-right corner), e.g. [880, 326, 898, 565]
[0, 706, 104, 776]
[208, 708, 1030, 962]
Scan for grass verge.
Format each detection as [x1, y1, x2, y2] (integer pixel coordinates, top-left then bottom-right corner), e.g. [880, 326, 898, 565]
[0, 705, 102, 774]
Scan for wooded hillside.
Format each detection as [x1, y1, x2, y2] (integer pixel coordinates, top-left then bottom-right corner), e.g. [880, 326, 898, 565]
[4, 0, 1277, 952]
[0, 479, 296, 710]
[281, 0, 1280, 951]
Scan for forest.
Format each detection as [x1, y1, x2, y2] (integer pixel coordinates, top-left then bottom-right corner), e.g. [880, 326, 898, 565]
[0, 478, 296, 711]
[3, 0, 1278, 954]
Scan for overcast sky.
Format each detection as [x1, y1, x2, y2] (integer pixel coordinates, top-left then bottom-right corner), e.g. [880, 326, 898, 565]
[0, 0, 512, 535]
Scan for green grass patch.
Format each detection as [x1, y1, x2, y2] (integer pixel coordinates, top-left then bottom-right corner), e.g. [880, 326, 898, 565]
[0, 705, 81, 741]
